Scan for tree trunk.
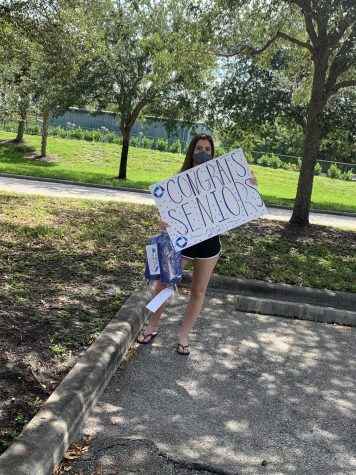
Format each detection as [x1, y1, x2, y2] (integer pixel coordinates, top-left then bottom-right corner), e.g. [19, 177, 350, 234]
[14, 99, 29, 143]
[15, 118, 26, 143]
[118, 128, 130, 179]
[40, 109, 50, 158]
[289, 55, 328, 228]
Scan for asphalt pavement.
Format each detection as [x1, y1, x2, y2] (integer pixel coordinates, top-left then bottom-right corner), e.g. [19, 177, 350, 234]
[66, 289, 356, 475]
[0, 174, 355, 230]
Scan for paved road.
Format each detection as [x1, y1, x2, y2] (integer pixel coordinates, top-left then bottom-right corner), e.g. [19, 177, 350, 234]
[68, 289, 356, 474]
[0, 175, 355, 230]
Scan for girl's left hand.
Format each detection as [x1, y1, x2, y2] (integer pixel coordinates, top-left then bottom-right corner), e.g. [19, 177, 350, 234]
[248, 173, 258, 186]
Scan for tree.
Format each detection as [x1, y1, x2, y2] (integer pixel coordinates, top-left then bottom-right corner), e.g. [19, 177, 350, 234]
[207, 55, 294, 135]
[209, 53, 355, 162]
[86, 0, 215, 179]
[0, 0, 105, 155]
[210, 0, 356, 226]
[0, 28, 40, 143]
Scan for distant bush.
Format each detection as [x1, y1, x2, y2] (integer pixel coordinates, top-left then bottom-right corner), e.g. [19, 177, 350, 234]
[156, 139, 168, 151]
[49, 126, 62, 136]
[257, 154, 287, 169]
[296, 158, 302, 171]
[142, 137, 153, 149]
[4, 123, 17, 132]
[280, 160, 289, 170]
[25, 124, 41, 135]
[104, 132, 117, 143]
[314, 162, 322, 175]
[83, 130, 94, 141]
[169, 140, 181, 153]
[130, 136, 139, 147]
[340, 169, 354, 181]
[327, 163, 341, 179]
[270, 155, 282, 168]
[57, 128, 69, 138]
[288, 162, 298, 172]
[91, 130, 102, 142]
[69, 127, 85, 140]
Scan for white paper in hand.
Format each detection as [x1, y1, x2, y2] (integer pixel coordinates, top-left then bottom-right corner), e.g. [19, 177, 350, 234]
[146, 287, 175, 312]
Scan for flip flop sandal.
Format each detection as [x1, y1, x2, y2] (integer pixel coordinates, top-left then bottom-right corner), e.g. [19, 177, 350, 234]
[177, 343, 190, 355]
[137, 332, 157, 345]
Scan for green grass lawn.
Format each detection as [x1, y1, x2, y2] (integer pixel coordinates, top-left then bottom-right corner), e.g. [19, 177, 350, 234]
[1, 131, 356, 213]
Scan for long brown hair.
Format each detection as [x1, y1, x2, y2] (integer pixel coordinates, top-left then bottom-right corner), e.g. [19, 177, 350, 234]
[180, 134, 215, 172]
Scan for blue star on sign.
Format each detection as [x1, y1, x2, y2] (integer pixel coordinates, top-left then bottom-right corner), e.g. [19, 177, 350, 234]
[153, 185, 165, 199]
[176, 236, 188, 249]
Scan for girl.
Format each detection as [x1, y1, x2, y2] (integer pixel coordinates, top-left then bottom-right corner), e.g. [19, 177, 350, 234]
[137, 134, 257, 355]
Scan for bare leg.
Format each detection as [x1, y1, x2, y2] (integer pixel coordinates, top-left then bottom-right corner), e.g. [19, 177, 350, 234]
[178, 256, 219, 354]
[137, 257, 190, 343]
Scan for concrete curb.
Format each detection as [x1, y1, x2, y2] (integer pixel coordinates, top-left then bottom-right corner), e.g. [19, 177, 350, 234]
[235, 295, 356, 326]
[1, 173, 355, 218]
[182, 272, 356, 326]
[0, 281, 150, 475]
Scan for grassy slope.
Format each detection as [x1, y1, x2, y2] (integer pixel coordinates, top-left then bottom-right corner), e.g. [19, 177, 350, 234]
[1, 131, 356, 213]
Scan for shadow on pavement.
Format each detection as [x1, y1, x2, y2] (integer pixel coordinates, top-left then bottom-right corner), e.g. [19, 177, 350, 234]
[68, 290, 356, 475]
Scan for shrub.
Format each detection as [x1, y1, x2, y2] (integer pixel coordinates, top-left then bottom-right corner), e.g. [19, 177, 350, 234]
[49, 126, 62, 136]
[156, 139, 168, 151]
[280, 159, 289, 170]
[92, 130, 102, 142]
[113, 135, 123, 144]
[142, 137, 153, 149]
[57, 128, 69, 138]
[257, 154, 286, 169]
[314, 162, 322, 175]
[340, 169, 354, 181]
[169, 140, 181, 153]
[257, 155, 270, 167]
[296, 158, 302, 171]
[104, 132, 117, 143]
[69, 127, 85, 140]
[215, 146, 226, 157]
[130, 136, 139, 147]
[25, 124, 41, 135]
[83, 130, 94, 141]
[4, 123, 16, 132]
[270, 154, 283, 168]
[327, 163, 341, 179]
[288, 162, 298, 172]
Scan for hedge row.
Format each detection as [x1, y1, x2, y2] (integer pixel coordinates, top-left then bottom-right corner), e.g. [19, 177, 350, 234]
[256, 154, 355, 181]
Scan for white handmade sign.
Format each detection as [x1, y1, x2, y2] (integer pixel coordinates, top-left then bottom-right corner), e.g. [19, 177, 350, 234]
[150, 148, 267, 252]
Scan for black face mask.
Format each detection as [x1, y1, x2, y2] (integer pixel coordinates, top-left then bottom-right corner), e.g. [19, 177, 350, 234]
[192, 151, 212, 165]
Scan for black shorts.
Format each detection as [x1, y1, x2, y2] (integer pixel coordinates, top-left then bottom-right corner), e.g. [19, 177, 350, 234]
[181, 235, 221, 260]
